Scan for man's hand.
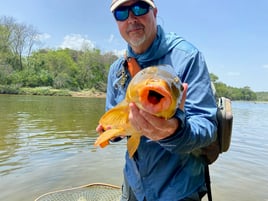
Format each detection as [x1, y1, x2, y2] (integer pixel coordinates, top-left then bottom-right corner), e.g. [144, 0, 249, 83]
[128, 83, 188, 141]
[96, 124, 105, 134]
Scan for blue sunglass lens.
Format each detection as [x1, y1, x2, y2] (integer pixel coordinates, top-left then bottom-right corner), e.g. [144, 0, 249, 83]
[132, 5, 148, 16]
[114, 10, 129, 21]
[114, 2, 150, 21]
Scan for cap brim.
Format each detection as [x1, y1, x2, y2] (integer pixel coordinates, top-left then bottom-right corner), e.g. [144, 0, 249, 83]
[110, 0, 156, 12]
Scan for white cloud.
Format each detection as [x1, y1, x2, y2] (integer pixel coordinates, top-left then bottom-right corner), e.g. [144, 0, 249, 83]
[59, 34, 95, 51]
[111, 49, 126, 57]
[262, 64, 268, 69]
[35, 33, 51, 41]
[103, 48, 125, 57]
[108, 34, 115, 43]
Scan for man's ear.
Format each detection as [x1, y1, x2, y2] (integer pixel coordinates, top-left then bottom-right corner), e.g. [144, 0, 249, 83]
[153, 7, 158, 17]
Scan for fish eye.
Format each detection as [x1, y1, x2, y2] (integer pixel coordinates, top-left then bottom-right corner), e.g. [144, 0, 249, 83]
[173, 77, 179, 83]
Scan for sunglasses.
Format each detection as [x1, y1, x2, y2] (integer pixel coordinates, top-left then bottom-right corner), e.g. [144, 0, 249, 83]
[113, 1, 151, 21]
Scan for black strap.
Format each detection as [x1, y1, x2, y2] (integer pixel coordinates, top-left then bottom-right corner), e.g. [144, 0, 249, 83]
[205, 165, 212, 201]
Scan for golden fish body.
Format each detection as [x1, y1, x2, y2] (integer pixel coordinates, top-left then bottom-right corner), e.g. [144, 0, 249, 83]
[94, 65, 184, 157]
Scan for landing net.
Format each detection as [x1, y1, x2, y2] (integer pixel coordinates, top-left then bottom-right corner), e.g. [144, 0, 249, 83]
[35, 183, 121, 201]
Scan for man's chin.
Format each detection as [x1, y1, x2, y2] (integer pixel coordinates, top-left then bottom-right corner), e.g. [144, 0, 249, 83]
[129, 36, 146, 48]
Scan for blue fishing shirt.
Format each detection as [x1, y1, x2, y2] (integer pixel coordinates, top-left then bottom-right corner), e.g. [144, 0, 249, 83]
[105, 25, 217, 201]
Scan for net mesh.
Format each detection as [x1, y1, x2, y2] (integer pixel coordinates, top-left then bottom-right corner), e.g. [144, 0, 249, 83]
[35, 183, 121, 201]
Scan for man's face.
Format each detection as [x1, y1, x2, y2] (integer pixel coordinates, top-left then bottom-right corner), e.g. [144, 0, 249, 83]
[115, 0, 157, 54]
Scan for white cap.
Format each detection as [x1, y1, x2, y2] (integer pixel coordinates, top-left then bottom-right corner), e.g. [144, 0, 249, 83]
[110, 0, 156, 12]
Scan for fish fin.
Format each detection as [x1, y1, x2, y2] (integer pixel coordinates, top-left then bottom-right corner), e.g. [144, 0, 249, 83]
[94, 128, 125, 148]
[127, 133, 141, 158]
[99, 100, 129, 128]
[99, 140, 110, 148]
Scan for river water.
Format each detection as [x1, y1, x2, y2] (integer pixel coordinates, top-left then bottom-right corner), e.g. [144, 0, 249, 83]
[0, 95, 267, 201]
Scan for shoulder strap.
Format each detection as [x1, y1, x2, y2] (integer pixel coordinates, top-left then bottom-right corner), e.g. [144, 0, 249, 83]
[124, 53, 141, 78]
[127, 57, 141, 78]
[205, 165, 213, 201]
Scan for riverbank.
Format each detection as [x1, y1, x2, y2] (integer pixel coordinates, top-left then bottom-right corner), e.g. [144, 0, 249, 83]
[70, 90, 106, 98]
[0, 85, 106, 98]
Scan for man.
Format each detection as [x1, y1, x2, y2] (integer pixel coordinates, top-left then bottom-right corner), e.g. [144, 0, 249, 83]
[97, 0, 218, 200]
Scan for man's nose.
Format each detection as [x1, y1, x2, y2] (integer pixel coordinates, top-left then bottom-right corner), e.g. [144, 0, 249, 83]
[127, 10, 138, 23]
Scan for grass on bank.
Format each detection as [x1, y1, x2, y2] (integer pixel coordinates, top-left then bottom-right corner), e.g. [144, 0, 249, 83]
[0, 85, 70, 96]
[0, 85, 106, 97]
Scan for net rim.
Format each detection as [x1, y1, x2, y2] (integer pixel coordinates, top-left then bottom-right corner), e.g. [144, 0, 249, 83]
[34, 183, 121, 201]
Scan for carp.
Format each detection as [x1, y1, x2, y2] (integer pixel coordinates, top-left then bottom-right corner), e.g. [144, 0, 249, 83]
[94, 65, 184, 158]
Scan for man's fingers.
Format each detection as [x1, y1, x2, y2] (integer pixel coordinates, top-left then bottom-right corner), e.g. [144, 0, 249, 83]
[96, 124, 104, 133]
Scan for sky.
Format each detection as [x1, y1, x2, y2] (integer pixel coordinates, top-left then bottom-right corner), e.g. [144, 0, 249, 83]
[1, 0, 268, 92]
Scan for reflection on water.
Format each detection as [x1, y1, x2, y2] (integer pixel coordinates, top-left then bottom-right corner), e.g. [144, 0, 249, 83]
[0, 95, 106, 176]
[0, 95, 267, 201]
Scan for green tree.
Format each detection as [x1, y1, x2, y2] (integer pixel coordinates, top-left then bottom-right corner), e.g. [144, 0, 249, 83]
[210, 73, 257, 101]
[209, 73, 219, 83]
[77, 48, 113, 91]
[29, 49, 79, 89]
[0, 16, 39, 71]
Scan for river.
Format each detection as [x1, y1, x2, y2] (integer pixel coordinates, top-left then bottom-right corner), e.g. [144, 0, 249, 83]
[0, 95, 267, 201]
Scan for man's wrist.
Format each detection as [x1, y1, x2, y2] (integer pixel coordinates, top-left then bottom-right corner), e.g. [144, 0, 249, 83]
[173, 109, 185, 132]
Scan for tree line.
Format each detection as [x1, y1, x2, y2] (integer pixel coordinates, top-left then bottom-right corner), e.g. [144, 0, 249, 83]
[0, 16, 262, 101]
[210, 74, 257, 101]
[0, 16, 117, 92]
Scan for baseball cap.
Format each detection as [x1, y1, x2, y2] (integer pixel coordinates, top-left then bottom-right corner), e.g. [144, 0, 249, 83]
[110, 0, 156, 12]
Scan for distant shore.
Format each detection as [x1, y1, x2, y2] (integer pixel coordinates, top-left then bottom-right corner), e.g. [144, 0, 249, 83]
[0, 86, 107, 98]
[70, 90, 106, 98]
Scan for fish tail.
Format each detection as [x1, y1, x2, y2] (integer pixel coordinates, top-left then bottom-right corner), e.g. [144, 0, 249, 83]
[94, 128, 125, 148]
[127, 133, 141, 158]
[99, 140, 110, 148]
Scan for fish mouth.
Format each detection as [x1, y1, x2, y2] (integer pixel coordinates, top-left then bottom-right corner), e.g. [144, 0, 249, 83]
[148, 90, 164, 105]
[139, 85, 172, 115]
